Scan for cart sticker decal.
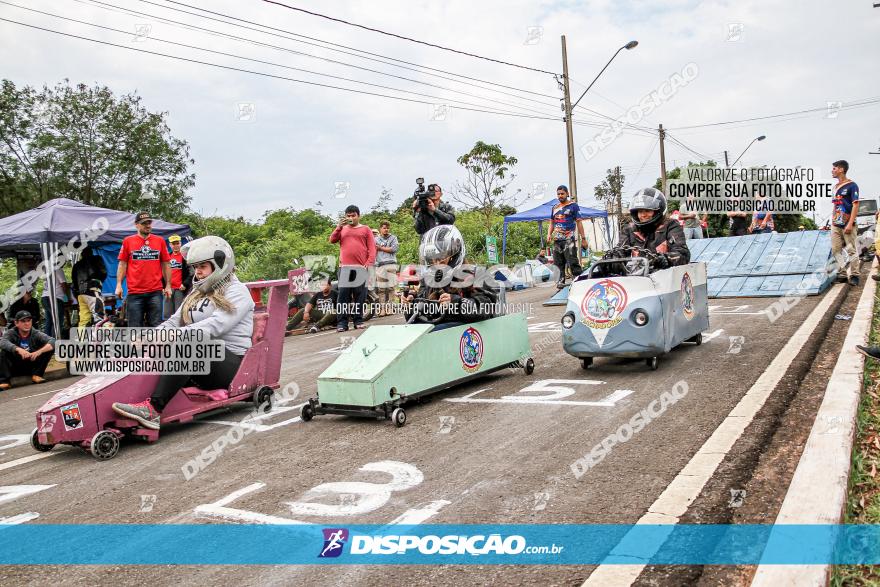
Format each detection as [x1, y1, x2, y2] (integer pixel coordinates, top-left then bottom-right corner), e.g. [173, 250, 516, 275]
[61, 403, 83, 431]
[460, 327, 484, 373]
[580, 280, 628, 329]
[681, 273, 695, 321]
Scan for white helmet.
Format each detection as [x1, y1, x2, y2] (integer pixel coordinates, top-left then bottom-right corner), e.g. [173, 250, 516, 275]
[182, 236, 235, 292]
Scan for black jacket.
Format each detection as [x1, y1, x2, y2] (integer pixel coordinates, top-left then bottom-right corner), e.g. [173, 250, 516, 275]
[404, 266, 500, 324]
[414, 201, 456, 235]
[72, 255, 107, 297]
[7, 297, 40, 323]
[617, 219, 691, 266]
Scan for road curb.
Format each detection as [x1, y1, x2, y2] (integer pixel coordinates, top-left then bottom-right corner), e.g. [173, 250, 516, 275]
[750, 272, 877, 586]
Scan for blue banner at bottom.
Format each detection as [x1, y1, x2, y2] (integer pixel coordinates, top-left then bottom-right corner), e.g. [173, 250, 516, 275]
[0, 524, 878, 565]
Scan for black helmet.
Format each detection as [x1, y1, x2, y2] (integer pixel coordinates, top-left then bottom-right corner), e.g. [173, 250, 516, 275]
[629, 187, 667, 229]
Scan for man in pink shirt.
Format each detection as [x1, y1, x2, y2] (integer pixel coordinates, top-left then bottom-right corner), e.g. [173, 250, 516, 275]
[329, 205, 376, 331]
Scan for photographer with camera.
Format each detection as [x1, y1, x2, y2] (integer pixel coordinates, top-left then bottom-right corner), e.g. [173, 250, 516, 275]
[412, 178, 455, 236]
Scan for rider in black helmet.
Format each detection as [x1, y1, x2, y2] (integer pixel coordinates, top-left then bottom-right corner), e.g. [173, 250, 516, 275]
[616, 188, 690, 269]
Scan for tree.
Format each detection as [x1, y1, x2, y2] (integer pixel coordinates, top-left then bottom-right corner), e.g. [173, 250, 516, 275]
[0, 79, 194, 217]
[452, 141, 518, 231]
[371, 186, 394, 214]
[594, 166, 627, 232]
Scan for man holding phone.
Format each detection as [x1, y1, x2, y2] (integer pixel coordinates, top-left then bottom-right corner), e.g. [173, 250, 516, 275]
[329, 205, 376, 331]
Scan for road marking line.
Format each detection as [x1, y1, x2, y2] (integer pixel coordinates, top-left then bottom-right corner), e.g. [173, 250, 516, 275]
[386, 500, 451, 525]
[0, 452, 61, 472]
[9, 387, 67, 402]
[582, 284, 844, 587]
[0, 512, 40, 525]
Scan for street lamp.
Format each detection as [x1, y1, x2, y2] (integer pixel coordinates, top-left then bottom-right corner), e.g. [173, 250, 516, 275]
[730, 135, 766, 167]
[571, 41, 639, 111]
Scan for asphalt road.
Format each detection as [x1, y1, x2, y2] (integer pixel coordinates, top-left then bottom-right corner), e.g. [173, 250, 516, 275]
[0, 282, 829, 586]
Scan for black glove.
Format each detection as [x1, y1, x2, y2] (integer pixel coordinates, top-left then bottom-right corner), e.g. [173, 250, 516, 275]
[653, 254, 670, 269]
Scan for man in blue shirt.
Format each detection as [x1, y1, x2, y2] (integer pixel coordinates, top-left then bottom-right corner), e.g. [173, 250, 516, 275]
[830, 160, 860, 285]
[546, 185, 587, 289]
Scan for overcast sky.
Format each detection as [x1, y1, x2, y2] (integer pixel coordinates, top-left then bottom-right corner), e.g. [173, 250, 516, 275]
[1, 0, 877, 224]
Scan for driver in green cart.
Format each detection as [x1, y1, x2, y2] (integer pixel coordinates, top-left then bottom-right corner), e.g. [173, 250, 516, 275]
[403, 225, 500, 329]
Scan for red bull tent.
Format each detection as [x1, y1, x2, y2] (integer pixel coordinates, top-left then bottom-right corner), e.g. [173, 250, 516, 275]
[0, 198, 190, 333]
[501, 199, 609, 262]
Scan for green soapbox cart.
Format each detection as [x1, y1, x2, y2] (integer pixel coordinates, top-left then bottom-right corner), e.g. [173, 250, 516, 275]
[300, 313, 534, 426]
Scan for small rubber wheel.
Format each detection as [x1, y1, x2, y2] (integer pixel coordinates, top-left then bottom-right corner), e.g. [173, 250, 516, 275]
[524, 358, 535, 375]
[581, 357, 593, 370]
[300, 403, 314, 422]
[693, 332, 703, 345]
[253, 386, 274, 413]
[392, 407, 406, 428]
[647, 357, 659, 371]
[89, 430, 120, 460]
[30, 427, 54, 452]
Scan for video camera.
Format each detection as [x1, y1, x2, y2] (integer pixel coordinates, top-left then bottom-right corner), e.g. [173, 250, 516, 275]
[414, 177, 435, 212]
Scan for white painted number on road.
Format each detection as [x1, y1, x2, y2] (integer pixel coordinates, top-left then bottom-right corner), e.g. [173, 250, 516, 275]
[0, 435, 30, 451]
[194, 461, 449, 526]
[0, 484, 55, 526]
[447, 379, 635, 407]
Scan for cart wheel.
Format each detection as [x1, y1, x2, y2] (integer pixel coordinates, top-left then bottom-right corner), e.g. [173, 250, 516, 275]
[300, 403, 314, 422]
[647, 357, 659, 371]
[253, 386, 274, 413]
[581, 357, 593, 370]
[692, 332, 703, 345]
[524, 358, 535, 375]
[89, 430, 119, 460]
[391, 407, 407, 427]
[30, 427, 54, 452]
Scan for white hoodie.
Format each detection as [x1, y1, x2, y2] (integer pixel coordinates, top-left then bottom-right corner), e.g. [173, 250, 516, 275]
[158, 275, 255, 356]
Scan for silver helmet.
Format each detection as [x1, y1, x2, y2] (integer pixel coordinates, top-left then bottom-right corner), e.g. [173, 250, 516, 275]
[419, 225, 466, 268]
[629, 187, 667, 229]
[182, 236, 235, 292]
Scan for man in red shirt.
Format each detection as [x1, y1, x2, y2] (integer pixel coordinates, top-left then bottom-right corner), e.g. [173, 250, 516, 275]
[116, 212, 172, 327]
[163, 234, 192, 319]
[329, 205, 376, 331]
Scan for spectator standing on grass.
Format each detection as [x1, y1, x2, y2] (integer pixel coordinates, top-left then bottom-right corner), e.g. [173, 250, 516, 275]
[374, 220, 399, 317]
[0, 310, 55, 390]
[116, 212, 171, 327]
[727, 211, 750, 236]
[679, 199, 703, 240]
[329, 205, 376, 331]
[164, 234, 192, 319]
[830, 159, 861, 286]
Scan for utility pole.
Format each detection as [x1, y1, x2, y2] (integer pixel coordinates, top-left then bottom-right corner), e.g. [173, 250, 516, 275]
[561, 35, 578, 202]
[658, 124, 668, 194]
[723, 150, 730, 167]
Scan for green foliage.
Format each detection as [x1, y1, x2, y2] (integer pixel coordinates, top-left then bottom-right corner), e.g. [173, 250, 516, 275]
[0, 78, 194, 217]
[452, 141, 519, 231]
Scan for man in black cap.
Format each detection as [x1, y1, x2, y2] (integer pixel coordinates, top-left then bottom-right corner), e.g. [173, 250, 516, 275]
[0, 310, 55, 390]
[116, 211, 171, 327]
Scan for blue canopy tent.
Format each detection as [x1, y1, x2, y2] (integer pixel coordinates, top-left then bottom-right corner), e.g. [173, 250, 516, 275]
[501, 199, 610, 262]
[0, 198, 190, 333]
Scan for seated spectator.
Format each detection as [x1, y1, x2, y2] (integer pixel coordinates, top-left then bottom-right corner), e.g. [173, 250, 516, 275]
[0, 310, 55, 390]
[287, 280, 338, 334]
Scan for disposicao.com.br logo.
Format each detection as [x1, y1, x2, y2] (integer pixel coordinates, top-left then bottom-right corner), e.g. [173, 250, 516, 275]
[319, 528, 563, 557]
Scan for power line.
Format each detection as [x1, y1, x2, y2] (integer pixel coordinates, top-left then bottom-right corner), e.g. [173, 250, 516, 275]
[665, 133, 713, 161]
[259, 0, 558, 76]
[133, 0, 559, 100]
[666, 97, 880, 130]
[0, 17, 564, 122]
[4, 2, 566, 120]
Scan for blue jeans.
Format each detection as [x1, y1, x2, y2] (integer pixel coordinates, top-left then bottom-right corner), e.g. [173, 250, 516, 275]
[41, 297, 65, 338]
[684, 227, 703, 240]
[127, 291, 163, 327]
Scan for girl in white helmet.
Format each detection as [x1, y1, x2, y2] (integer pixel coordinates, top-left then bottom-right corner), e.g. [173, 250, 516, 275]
[111, 236, 254, 430]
